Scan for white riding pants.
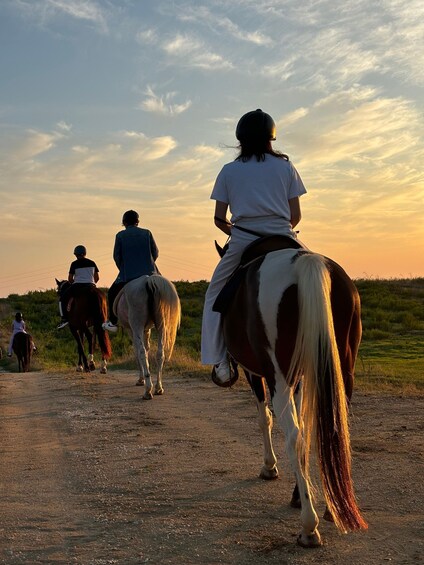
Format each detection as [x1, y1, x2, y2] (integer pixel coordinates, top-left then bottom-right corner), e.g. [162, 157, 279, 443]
[201, 217, 299, 365]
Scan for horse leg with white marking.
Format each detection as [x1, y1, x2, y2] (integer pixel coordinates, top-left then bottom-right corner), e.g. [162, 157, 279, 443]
[245, 370, 278, 480]
[72, 328, 88, 372]
[154, 327, 165, 396]
[272, 381, 321, 547]
[84, 327, 96, 371]
[131, 321, 153, 399]
[290, 380, 303, 508]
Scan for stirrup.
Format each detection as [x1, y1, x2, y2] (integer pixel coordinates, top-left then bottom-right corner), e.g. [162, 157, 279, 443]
[211, 358, 239, 388]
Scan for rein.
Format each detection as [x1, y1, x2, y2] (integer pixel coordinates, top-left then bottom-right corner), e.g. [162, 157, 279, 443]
[214, 216, 299, 240]
[214, 216, 264, 238]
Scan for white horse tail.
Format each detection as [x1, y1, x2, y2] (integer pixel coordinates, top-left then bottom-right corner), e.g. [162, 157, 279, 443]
[146, 275, 181, 359]
[288, 252, 367, 533]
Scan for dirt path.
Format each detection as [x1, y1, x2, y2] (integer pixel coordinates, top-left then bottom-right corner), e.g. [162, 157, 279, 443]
[0, 369, 423, 565]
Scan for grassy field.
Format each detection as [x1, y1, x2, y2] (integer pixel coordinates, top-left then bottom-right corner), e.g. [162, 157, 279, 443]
[0, 278, 423, 393]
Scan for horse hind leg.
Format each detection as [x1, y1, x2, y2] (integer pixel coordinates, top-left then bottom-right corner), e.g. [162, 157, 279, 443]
[100, 358, 107, 374]
[88, 354, 96, 372]
[132, 328, 152, 399]
[273, 382, 321, 548]
[154, 329, 165, 396]
[246, 371, 278, 480]
[290, 379, 303, 508]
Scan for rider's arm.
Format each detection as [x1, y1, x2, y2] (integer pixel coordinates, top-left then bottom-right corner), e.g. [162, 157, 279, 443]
[289, 197, 302, 229]
[68, 273, 74, 284]
[214, 201, 232, 236]
[94, 271, 99, 283]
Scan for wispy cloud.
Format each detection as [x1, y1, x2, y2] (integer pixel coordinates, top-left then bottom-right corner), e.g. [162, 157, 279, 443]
[14, 0, 109, 32]
[139, 86, 192, 116]
[162, 33, 233, 70]
[0, 126, 62, 164]
[56, 120, 72, 132]
[177, 5, 272, 46]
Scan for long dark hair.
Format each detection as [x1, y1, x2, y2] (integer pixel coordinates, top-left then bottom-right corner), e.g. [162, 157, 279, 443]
[236, 140, 289, 162]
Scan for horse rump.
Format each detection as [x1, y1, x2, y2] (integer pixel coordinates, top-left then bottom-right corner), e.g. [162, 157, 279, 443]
[12, 332, 32, 372]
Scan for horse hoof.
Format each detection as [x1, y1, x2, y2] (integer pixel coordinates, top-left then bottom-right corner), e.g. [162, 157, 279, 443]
[100, 368, 107, 374]
[259, 466, 279, 480]
[136, 378, 145, 386]
[154, 388, 164, 396]
[76, 366, 84, 373]
[142, 392, 153, 400]
[323, 508, 334, 522]
[297, 530, 322, 548]
[89, 363, 96, 371]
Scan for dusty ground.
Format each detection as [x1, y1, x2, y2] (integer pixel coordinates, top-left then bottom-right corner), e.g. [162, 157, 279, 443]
[0, 367, 423, 565]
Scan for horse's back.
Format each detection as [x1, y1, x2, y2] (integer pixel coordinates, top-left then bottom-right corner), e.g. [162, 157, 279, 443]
[68, 286, 108, 327]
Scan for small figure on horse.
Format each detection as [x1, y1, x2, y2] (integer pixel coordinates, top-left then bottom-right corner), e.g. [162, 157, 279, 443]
[102, 209, 160, 333]
[7, 312, 36, 358]
[57, 245, 100, 330]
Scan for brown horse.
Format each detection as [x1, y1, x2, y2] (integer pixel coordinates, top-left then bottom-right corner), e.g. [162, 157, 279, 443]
[220, 247, 366, 547]
[12, 332, 33, 372]
[56, 280, 112, 373]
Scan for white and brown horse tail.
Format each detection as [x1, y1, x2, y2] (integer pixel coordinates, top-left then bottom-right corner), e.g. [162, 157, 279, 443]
[288, 252, 367, 532]
[145, 275, 181, 359]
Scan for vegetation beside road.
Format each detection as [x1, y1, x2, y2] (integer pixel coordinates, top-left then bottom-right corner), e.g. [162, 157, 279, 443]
[1, 279, 423, 393]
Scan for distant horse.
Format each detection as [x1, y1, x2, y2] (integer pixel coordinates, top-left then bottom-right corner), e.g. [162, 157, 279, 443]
[56, 280, 112, 373]
[115, 275, 181, 400]
[219, 247, 366, 547]
[12, 332, 33, 372]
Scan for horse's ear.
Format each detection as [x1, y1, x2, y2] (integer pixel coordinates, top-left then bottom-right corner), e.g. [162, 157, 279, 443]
[55, 278, 60, 285]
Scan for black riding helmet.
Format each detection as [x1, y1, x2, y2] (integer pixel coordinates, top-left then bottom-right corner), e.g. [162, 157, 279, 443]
[74, 245, 87, 256]
[235, 109, 276, 142]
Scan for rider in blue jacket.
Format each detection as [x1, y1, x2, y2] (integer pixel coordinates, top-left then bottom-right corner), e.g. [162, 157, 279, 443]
[103, 210, 159, 332]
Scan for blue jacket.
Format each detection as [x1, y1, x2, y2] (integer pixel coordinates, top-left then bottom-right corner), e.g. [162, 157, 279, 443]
[113, 225, 159, 283]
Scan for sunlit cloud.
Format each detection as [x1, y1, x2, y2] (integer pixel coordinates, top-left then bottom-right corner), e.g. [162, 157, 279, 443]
[13, 0, 109, 32]
[139, 86, 192, 116]
[136, 28, 157, 44]
[162, 33, 233, 70]
[0, 126, 62, 163]
[56, 120, 72, 132]
[177, 6, 272, 46]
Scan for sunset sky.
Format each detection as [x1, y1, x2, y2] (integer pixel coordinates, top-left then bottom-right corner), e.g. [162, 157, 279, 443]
[0, 0, 423, 298]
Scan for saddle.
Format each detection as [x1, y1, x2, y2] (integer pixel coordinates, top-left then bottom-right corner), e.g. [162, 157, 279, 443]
[213, 235, 303, 314]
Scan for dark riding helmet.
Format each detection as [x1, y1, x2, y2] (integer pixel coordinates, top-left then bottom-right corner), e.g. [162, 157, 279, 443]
[74, 245, 87, 256]
[122, 210, 139, 226]
[15, 312, 23, 321]
[235, 108, 276, 142]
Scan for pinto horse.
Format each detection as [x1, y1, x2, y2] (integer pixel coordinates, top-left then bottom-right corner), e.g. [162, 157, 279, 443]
[56, 280, 112, 373]
[114, 275, 181, 400]
[220, 247, 367, 547]
[12, 332, 33, 372]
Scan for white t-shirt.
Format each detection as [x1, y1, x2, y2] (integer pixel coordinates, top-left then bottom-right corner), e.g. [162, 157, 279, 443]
[210, 154, 306, 223]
